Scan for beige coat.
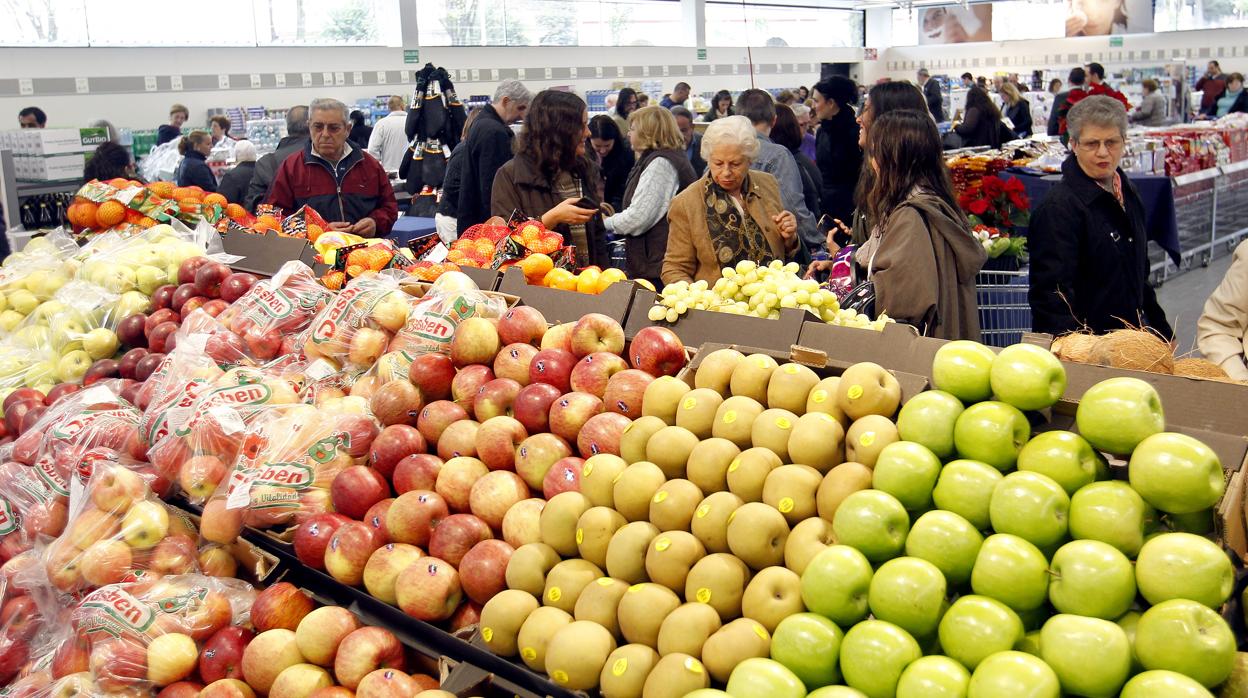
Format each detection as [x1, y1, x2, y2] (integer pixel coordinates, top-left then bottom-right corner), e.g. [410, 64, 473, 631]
[1197, 240, 1248, 380]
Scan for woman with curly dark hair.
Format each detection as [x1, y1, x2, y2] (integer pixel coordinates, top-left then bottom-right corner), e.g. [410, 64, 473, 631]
[83, 142, 139, 185]
[702, 90, 734, 122]
[953, 86, 1015, 148]
[588, 114, 635, 211]
[491, 90, 609, 267]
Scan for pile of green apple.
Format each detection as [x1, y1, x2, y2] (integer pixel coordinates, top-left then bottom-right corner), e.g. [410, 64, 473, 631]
[477, 339, 1240, 698]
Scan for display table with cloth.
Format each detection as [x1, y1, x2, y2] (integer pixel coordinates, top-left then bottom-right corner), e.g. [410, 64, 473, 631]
[387, 216, 438, 246]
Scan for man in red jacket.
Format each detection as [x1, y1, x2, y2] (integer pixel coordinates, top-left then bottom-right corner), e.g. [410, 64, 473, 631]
[267, 97, 398, 237]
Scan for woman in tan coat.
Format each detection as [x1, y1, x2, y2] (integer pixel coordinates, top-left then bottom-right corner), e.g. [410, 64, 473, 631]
[663, 115, 799, 285]
[1197, 240, 1248, 380]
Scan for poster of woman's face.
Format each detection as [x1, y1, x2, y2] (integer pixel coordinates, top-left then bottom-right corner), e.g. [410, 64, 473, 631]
[918, 5, 994, 44]
[1066, 0, 1153, 35]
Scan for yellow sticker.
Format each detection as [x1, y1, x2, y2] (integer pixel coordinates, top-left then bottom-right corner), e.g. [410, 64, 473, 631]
[576, 529, 584, 545]
[685, 657, 705, 674]
[695, 503, 710, 518]
[547, 587, 562, 602]
[696, 587, 712, 603]
[482, 627, 494, 642]
[784, 364, 799, 374]
[755, 357, 770, 368]
[776, 417, 791, 430]
[612, 658, 629, 676]
[847, 385, 864, 400]
[811, 389, 827, 404]
[597, 577, 614, 586]
[778, 497, 795, 513]
[753, 624, 769, 640]
[727, 457, 741, 473]
[683, 397, 697, 410]
[583, 462, 594, 476]
[552, 670, 569, 684]
[653, 490, 669, 503]
[522, 647, 537, 661]
[629, 584, 644, 593]
[723, 410, 737, 424]
[860, 432, 876, 447]
[655, 536, 671, 552]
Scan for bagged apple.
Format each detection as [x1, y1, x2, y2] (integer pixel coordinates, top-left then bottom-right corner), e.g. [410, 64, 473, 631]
[200, 402, 380, 543]
[215, 260, 334, 362]
[0, 573, 47, 687]
[0, 460, 69, 565]
[10, 383, 146, 472]
[387, 283, 509, 357]
[302, 271, 421, 372]
[0, 345, 61, 398]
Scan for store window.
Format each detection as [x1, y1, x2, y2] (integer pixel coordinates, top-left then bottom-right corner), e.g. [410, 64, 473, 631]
[1155, 0, 1248, 31]
[85, 0, 259, 46]
[0, 0, 89, 46]
[254, 0, 401, 46]
[416, 0, 685, 47]
[705, 1, 864, 48]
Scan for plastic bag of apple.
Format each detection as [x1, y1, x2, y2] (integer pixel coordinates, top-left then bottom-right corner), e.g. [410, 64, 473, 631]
[214, 261, 335, 363]
[465, 340, 1241, 698]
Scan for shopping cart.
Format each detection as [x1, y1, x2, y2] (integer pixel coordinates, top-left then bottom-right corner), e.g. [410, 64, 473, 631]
[976, 266, 1031, 347]
[607, 236, 627, 271]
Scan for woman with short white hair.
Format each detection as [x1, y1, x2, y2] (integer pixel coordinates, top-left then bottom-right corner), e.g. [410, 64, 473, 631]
[662, 115, 799, 284]
[217, 140, 258, 205]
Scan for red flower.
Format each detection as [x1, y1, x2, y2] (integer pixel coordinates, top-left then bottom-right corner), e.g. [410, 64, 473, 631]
[967, 198, 990, 216]
[982, 176, 1005, 198]
[1008, 191, 1029, 210]
[1002, 177, 1025, 194]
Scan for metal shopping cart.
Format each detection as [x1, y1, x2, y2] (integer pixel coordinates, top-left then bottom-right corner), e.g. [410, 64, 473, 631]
[976, 266, 1031, 347]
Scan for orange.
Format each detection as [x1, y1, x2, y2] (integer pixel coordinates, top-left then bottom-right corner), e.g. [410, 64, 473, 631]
[95, 201, 127, 227]
[138, 216, 157, 229]
[576, 268, 601, 295]
[76, 202, 99, 229]
[225, 203, 246, 220]
[148, 181, 174, 198]
[106, 177, 130, 189]
[518, 253, 554, 284]
[306, 224, 325, 242]
[66, 203, 80, 227]
[447, 249, 466, 262]
[254, 215, 280, 232]
[124, 209, 144, 224]
[596, 267, 627, 294]
[322, 271, 345, 290]
[346, 264, 365, 278]
[542, 268, 573, 289]
[203, 193, 228, 206]
[556, 273, 581, 292]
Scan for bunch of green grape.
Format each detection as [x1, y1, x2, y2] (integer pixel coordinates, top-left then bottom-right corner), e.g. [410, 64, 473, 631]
[647, 260, 893, 330]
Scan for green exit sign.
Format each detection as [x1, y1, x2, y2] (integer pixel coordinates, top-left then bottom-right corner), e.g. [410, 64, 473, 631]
[1109, 36, 1123, 47]
[404, 49, 420, 64]
[697, 48, 707, 60]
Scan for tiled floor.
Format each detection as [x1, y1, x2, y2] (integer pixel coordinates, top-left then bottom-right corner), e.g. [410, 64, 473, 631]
[1155, 251, 1236, 356]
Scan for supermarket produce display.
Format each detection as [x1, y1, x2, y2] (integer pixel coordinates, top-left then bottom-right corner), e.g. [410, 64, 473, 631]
[0, 174, 1245, 698]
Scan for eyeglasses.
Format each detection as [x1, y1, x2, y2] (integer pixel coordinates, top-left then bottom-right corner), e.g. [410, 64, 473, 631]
[1076, 138, 1124, 153]
[310, 122, 345, 134]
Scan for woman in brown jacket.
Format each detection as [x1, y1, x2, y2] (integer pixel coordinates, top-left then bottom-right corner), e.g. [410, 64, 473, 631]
[663, 115, 799, 285]
[491, 90, 610, 268]
[858, 110, 986, 340]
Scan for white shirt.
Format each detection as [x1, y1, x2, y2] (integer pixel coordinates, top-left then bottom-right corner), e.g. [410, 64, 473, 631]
[367, 111, 409, 172]
[603, 158, 679, 236]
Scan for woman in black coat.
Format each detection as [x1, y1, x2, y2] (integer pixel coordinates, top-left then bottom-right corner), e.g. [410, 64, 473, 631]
[349, 110, 372, 150]
[175, 131, 217, 192]
[588, 115, 635, 212]
[813, 76, 862, 226]
[1001, 83, 1034, 138]
[216, 140, 257, 204]
[954, 86, 1015, 148]
[772, 104, 822, 221]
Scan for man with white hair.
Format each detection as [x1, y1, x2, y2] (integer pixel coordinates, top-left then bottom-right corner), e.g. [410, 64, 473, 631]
[367, 95, 410, 172]
[457, 79, 532, 234]
[266, 97, 397, 236]
[216, 140, 258, 204]
[918, 68, 945, 122]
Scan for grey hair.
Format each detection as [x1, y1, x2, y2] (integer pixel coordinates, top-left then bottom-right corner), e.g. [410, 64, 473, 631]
[286, 105, 309, 136]
[309, 98, 349, 124]
[670, 106, 695, 122]
[791, 104, 811, 119]
[701, 115, 760, 162]
[1066, 95, 1128, 143]
[493, 79, 532, 105]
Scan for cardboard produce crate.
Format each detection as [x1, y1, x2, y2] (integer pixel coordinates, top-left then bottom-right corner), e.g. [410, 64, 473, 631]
[627, 286, 815, 350]
[223, 229, 321, 278]
[499, 266, 637, 326]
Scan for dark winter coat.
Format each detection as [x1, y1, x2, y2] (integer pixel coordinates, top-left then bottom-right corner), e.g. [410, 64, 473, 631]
[924, 79, 946, 122]
[216, 161, 255, 206]
[490, 151, 610, 269]
[815, 109, 862, 227]
[456, 104, 516, 234]
[1005, 100, 1033, 138]
[438, 145, 466, 218]
[246, 135, 309, 212]
[266, 142, 398, 235]
[599, 145, 636, 213]
[175, 150, 217, 192]
[790, 148, 823, 223]
[1028, 155, 1173, 339]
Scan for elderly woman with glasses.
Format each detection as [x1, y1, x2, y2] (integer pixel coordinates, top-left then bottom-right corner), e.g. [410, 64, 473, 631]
[663, 115, 799, 285]
[1028, 95, 1172, 339]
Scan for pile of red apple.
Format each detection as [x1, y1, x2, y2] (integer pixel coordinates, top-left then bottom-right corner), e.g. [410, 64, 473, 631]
[288, 307, 688, 626]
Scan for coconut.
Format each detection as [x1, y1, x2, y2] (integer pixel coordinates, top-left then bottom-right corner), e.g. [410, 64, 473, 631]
[1088, 330, 1175, 374]
[1173, 357, 1231, 382]
[1051, 333, 1098, 364]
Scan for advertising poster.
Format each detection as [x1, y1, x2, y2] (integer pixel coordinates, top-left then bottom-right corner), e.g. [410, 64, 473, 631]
[918, 5, 994, 44]
[1066, 0, 1153, 36]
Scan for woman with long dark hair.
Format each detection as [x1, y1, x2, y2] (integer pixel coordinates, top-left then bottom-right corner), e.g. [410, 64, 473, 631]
[856, 110, 985, 339]
[813, 76, 862, 226]
[953, 86, 1015, 148]
[83, 142, 139, 185]
[491, 90, 609, 267]
[612, 87, 640, 135]
[588, 115, 635, 211]
[702, 90, 734, 122]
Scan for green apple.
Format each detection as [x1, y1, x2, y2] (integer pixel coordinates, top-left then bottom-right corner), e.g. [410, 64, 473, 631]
[0, 310, 24, 331]
[114, 291, 152, 319]
[970, 533, 1049, 612]
[1167, 508, 1213, 534]
[1016, 430, 1106, 495]
[988, 471, 1069, 549]
[13, 325, 51, 350]
[831, 490, 909, 563]
[953, 401, 1030, 471]
[1135, 599, 1235, 688]
[1135, 532, 1234, 608]
[895, 655, 968, 698]
[1039, 614, 1130, 698]
[30, 300, 65, 325]
[82, 327, 119, 361]
[839, 620, 920, 698]
[931, 340, 996, 404]
[867, 557, 946, 638]
[800, 545, 873, 627]
[1069, 481, 1155, 558]
[24, 360, 55, 388]
[1047, 539, 1134, 619]
[1076, 377, 1164, 455]
[726, 658, 806, 698]
[1128, 433, 1223, 515]
[871, 442, 942, 512]
[931, 459, 1003, 530]
[7, 289, 37, 316]
[1015, 629, 1042, 656]
[135, 265, 168, 296]
[989, 343, 1066, 411]
[808, 688, 868, 698]
[967, 651, 1059, 698]
[36, 272, 68, 299]
[56, 350, 92, 383]
[1116, 610, 1143, 674]
[904, 510, 983, 586]
[895, 390, 963, 459]
[1119, 670, 1215, 697]
[770, 613, 843, 689]
[938, 595, 1023, 670]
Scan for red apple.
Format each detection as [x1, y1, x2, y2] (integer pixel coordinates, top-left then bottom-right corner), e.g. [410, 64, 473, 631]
[515, 433, 573, 490]
[90, 638, 147, 692]
[451, 364, 494, 411]
[543, 456, 584, 498]
[369, 425, 426, 480]
[407, 354, 455, 402]
[82, 361, 120, 387]
[194, 261, 232, 298]
[45, 383, 82, 405]
[469, 470, 530, 530]
[135, 352, 166, 382]
[548, 391, 604, 443]
[157, 681, 204, 698]
[528, 348, 577, 393]
[324, 521, 385, 586]
[473, 377, 521, 421]
[428, 513, 492, 566]
[417, 400, 469, 445]
[117, 314, 148, 348]
[394, 556, 462, 622]
[570, 351, 629, 397]
[201, 299, 229, 317]
[51, 630, 90, 679]
[392, 454, 444, 495]
[251, 582, 315, 632]
[493, 343, 539, 385]
[170, 283, 198, 313]
[458, 539, 514, 605]
[355, 667, 421, 698]
[220, 273, 259, 303]
[449, 317, 502, 368]
[475, 416, 527, 471]
[148, 321, 179, 354]
[436, 419, 480, 461]
[204, 332, 246, 364]
[117, 348, 148, 380]
[512, 382, 562, 434]
[497, 306, 548, 346]
[569, 313, 625, 357]
[387, 490, 449, 548]
[338, 414, 380, 458]
[629, 326, 687, 376]
[333, 627, 404, 691]
[242, 325, 282, 360]
[152, 284, 177, 311]
[144, 308, 179, 338]
[199, 626, 254, 684]
[435, 456, 489, 512]
[151, 534, 198, 575]
[370, 380, 424, 428]
[178, 454, 226, 501]
[364, 498, 395, 543]
[603, 368, 656, 417]
[330, 466, 391, 521]
[293, 513, 351, 570]
[180, 296, 210, 321]
[178, 257, 211, 285]
[577, 411, 631, 457]
[1, 389, 43, 415]
[449, 601, 482, 632]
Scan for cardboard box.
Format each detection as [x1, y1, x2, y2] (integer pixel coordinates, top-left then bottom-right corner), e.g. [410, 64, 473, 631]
[499, 266, 636, 326]
[16, 153, 87, 181]
[223, 229, 320, 278]
[459, 266, 500, 291]
[12, 127, 108, 155]
[627, 286, 816, 351]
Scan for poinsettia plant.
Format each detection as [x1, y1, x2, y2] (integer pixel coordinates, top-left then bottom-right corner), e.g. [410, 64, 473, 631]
[958, 174, 1031, 232]
[972, 224, 1027, 259]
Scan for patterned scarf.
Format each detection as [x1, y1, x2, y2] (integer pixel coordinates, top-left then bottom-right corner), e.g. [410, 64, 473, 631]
[555, 171, 590, 267]
[703, 175, 775, 268]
